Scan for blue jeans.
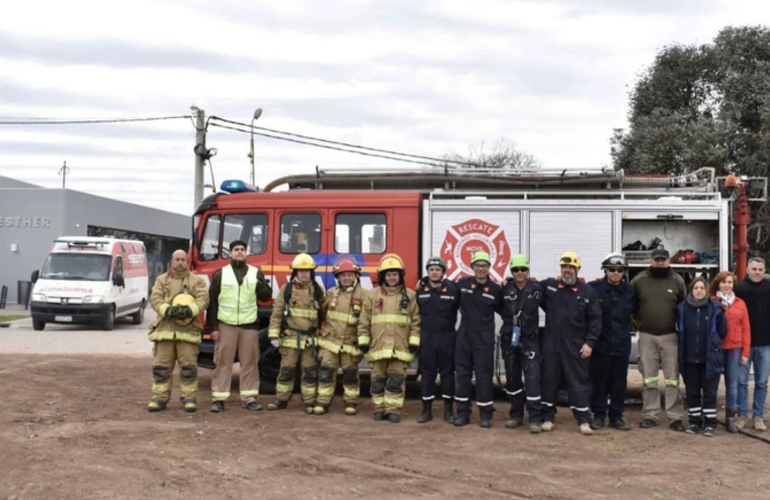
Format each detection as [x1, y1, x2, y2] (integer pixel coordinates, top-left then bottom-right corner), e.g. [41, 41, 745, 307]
[724, 348, 743, 410]
[738, 345, 770, 418]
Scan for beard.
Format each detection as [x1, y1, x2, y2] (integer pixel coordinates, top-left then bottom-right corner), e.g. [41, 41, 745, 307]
[561, 274, 577, 285]
[650, 266, 670, 278]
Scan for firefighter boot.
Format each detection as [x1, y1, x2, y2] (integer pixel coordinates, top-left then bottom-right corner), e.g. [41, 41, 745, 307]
[313, 404, 329, 415]
[374, 410, 386, 421]
[345, 403, 358, 416]
[480, 411, 493, 429]
[417, 401, 433, 424]
[304, 404, 315, 415]
[443, 400, 455, 424]
[267, 400, 288, 411]
[182, 399, 197, 413]
[147, 399, 167, 413]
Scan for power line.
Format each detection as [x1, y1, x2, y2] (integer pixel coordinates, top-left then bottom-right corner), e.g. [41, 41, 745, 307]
[208, 121, 444, 168]
[209, 116, 469, 167]
[0, 115, 191, 125]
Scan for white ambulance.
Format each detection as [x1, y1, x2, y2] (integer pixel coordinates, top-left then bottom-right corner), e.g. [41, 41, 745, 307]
[30, 237, 149, 330]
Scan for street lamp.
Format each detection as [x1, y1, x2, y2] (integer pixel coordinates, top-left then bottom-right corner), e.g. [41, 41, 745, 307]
[248, 108, 263, 186]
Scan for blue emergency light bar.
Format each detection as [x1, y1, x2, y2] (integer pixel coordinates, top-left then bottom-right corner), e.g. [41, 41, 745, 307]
[220, 179, 258, 194]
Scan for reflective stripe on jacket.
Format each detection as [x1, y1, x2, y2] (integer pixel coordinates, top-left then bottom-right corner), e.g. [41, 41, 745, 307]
[319, 285, 367, 355]
[217, 265, 259, 325]
[358, 285, 420, 362]
[148, 270, 209, 344]
[268, 281, 323, 350]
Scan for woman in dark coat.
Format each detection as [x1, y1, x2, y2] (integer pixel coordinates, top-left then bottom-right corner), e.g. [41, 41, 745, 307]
[677, 277, 727, 437]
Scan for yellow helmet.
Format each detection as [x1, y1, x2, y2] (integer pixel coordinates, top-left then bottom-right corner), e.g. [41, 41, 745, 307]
[291, 253, 317, 270]
[171, 293, 196, 326]
[558, 251, 581, 270]
[378, 253, 405, 273]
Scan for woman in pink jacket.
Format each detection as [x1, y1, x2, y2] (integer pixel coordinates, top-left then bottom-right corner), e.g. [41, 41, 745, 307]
[710, 271, 751, 432]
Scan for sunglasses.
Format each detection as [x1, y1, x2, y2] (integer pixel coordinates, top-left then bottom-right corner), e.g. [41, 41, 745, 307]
[559, 257, 576, 264]
[606, 267, 625, 273]
[511, 267, 529, 273]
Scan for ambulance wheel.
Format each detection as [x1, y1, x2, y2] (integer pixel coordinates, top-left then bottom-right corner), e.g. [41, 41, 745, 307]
[32, 319, 45, 331]
[103, 308, 115, 331]
[132, 305, 145, 325]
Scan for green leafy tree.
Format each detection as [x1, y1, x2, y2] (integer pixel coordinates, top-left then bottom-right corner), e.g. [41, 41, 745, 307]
[612, 25, 770, 253]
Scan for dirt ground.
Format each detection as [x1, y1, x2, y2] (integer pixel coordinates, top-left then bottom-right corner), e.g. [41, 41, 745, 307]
[2, 355, 770, 500]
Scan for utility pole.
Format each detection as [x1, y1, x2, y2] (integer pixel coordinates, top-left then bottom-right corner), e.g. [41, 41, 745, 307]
[192, 106, 206, 210]
[58, 160, 70, 188]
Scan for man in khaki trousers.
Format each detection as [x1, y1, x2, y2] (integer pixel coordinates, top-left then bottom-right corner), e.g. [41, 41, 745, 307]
[631, 249, 687, 431]
[206, 240, 272, 413]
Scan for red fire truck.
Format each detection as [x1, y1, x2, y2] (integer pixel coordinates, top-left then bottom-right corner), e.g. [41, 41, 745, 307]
[189, 167, 766, 390]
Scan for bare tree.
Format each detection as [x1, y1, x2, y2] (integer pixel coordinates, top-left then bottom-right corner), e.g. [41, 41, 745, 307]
[442, 138, 541, 171]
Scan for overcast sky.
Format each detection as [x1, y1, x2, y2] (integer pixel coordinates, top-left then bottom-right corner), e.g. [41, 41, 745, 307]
[1, 0, 768, 215]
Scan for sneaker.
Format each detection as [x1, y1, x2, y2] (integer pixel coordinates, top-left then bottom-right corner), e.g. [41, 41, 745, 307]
[373, 410, 386, 421]
[209, 401, 225, 413]
[242, 401, 263, 411]
[609, 419, 631, 431]
[541, 421, 554, 432]
[386, 413, 401, 423]
[183, 400, 197, 413]
[313, 405, 328, 415]
[505, 417, 523, 429]
[639, 418, 657, 429]
[147, 399, 167, 413]
[590, 417, 605, 431]
[736, 416, 747, 430]
[267, 400, 288, 411]
[579, 423, 593, 435]
[754, 417, 767, 432]
[702, 426, 716, 437]
[669, 420, 686, 432]
[529, 423, 542, 434]
[344, 404, 358, 416]
[685, 424, 700, 435]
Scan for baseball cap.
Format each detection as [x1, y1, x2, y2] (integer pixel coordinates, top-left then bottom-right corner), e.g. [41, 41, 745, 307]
[651, 248, 670, 260]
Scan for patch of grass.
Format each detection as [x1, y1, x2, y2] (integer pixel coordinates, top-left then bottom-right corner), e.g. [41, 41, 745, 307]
[0, 315, 26, 322]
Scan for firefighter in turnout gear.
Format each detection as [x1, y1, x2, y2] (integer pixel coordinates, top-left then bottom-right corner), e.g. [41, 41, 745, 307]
[314, 259, 368, 416]
[454, 251, 505, 428]
[539, 252, 602, 435]
[267, 253, 325, 413]
[358, 253, 421, 423]
[416, 256, 460, 424]
[588, 253, 638, 431]
[501, 255, 544, 433]
[207, 240, 272, 413]
[148, 250, 209, 413]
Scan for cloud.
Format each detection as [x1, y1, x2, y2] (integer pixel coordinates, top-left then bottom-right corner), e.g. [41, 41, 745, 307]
[1, 0, 766, 215]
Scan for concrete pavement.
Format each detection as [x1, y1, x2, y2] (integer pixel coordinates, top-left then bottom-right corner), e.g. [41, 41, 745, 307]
[0, 306, 157, 354]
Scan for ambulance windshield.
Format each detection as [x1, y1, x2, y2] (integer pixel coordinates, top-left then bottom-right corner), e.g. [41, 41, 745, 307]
[41, 254, 112, 281]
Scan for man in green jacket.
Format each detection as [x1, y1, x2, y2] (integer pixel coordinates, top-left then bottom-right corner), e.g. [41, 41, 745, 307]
[631, 249, 687, 431]
[207, 240, 272, 413]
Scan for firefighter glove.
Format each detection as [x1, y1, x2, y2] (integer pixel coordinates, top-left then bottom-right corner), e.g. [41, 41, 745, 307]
[174, 305, 193, 319]
[165, 305, 178, 318]
[359, 344, 370, 354]
[409, 345, 419, 354]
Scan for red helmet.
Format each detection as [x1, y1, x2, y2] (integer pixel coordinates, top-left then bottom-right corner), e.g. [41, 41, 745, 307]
[333, 259, 361, 277]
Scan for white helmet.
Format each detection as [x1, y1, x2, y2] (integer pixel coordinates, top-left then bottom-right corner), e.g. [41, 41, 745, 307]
[601, 252, 627, 269]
